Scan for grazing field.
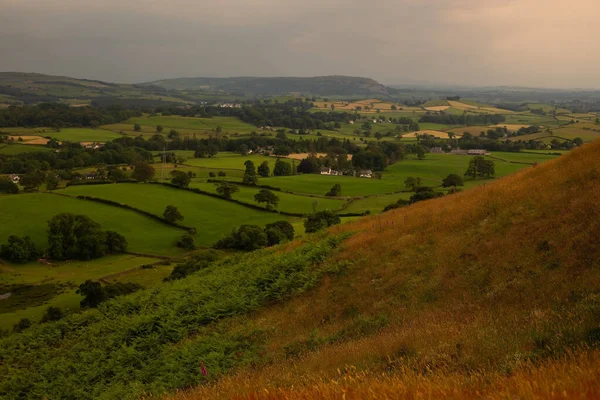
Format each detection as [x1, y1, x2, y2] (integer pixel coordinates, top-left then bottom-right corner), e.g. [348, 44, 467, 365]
[125, 116, 259, 134]
[43, 128, 122, 142]
[343, 192, 414, 214]
[424, 106, 450, 112]
[183, 153, 279, 170]
[189, 182, 347, 214]
[0, 193, 184, 256]
[0, 144, 54, 154]
[260, 175, 402, 197]
[59, 183, 286, 245]
[0, 254, 161, 329]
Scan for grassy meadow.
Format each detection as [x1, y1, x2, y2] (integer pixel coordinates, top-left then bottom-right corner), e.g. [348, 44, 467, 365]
[58, 183, 287, 246]
[0, 193, 184, 256]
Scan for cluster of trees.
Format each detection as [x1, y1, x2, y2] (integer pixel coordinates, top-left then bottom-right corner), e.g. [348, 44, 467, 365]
[0, 141, 153, 174]
[419, 113, 506, 125]
[155, 99, 356, 132]
[165, 250, 220, 281]
[77, 280, 143, 308]
[464, 156, 495, 178]
[215, 221, 294, 251]
[304, 211, 341, 233]
[1, 213, 128, 263]
[0, 103, 140, 128]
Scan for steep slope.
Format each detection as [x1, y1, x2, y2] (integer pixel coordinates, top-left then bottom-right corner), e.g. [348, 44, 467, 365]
[144, 76, 390, 96]
[173, 141, 600, 399]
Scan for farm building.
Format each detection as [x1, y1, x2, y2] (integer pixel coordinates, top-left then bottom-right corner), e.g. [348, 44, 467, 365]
[449, 149, 490, 156]
[9, 174, 20, 183]
[430, 147, 444, 154]
[359, 170, 373, 178]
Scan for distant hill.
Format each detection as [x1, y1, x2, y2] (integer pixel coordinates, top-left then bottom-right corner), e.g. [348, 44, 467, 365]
[0, 72, 191, 107]
[142, 75, 391, 97]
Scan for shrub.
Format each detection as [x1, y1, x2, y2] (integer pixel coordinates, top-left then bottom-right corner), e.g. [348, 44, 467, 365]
[41, 307, 64, 323]
[304, 211, 341, 233]
[177, 234, 197, 250]
[12, 318, 31, 333]
[0, 235, 38, 264]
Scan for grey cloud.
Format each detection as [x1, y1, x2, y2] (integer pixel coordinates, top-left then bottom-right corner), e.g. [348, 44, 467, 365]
[1, 0, 599, 87]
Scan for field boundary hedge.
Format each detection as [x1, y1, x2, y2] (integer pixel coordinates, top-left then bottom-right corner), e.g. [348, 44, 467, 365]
[50, 192, 194, 231]
[147, 181, 307, 217]
[66, 179, 138, 187]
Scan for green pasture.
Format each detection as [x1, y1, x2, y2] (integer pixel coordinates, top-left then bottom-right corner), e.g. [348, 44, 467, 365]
[58, 183, 286, 246]
[0, 193, 184, 256]
[0, 254, 162, 329]
[343, 192, 414, 214]
[183, 153, 279, 170]
[0, 144, 54, 155]
[125, 116, 258, 134]
[189, 181, 347, 214]
[45, 128, 122, 142]
[258, 174, 402, 197]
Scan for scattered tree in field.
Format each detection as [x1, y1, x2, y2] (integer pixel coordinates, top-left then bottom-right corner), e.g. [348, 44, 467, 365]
[257, 161, 270, 177]
[273, 158, 293, 176]
[404, 176, 422, 191]
[0, 235, 38, 264]
[170, 170, 191, 188]
[168, 129, 179, 139]
[78, 280, 143, 308]
[0, 178, 19, 194]
[133, 124, 141, 132]
[218, 171, 227, 177]
[216, 182, 239, 199]
[326, 184, 342, 197]
[243, 160, 258, 185]
[442, 174, 464, 188]
[13, 318, 31, 333]
[274, 145, 292, 156]
[573, 137, 584, 147]
[464, 156, 495, 179]
[45, 174, 60, 191]
[132, 162, 155, 182]
[20, 170, 46, 192]
[264, 221, 295, 246]
[239, 144, 249, 156]
[209, 172, 216, 177]
[215, 225, 268, 251]
[163, 205, 183, 223]
[410, 187, 444, 203]
[156, 125, 163, 133]
[41, 306, 64, 323]
[297, 157, 321, 174]
[254, 189, 279, 210]
[104, 231, 128, 254]
[107, 167, 127, 182]
[177, 233, 196, 250]
[416, 145, 426, 160]
[304, 211, 341, 233]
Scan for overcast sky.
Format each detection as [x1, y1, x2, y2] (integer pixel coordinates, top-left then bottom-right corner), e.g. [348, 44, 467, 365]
[1, 0, 599, 88]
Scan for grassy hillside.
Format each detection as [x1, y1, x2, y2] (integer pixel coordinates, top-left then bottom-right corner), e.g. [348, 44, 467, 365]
[143, 76, 390, 97]
[174, 140, 600, 398]
[1, 141, 599, 399]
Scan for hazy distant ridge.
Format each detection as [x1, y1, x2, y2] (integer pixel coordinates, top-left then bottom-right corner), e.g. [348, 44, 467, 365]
[142, 75, 390, 96]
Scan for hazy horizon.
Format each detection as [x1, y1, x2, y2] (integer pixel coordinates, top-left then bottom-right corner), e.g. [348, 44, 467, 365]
[2, 0, 599, 89]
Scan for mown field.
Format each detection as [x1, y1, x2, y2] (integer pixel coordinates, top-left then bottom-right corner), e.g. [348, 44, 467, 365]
[0, 193, 184, 256]
[58, 183, 287, 246]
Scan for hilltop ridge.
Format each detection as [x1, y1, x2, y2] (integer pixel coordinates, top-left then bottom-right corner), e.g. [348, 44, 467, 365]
[142, 75, 390, 96]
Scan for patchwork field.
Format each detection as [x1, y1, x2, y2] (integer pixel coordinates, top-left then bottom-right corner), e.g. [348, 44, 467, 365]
[189, 182, 347, 214]
[58, 183, 287, 246]
[0, 144, 54, 154]
[0, 193, 184, 256]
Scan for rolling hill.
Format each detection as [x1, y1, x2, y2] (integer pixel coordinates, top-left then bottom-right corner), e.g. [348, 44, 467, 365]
[1, 140, 599, 398]
[143, 75, 391, 97]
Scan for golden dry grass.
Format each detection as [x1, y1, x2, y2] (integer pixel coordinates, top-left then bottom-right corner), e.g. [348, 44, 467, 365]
[284, 153, 352, 161]
[424, 106, 451, 112]
[402, 130, 458, 138]
[168, 141, 600, 399]
[8, 135, 51, 145]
